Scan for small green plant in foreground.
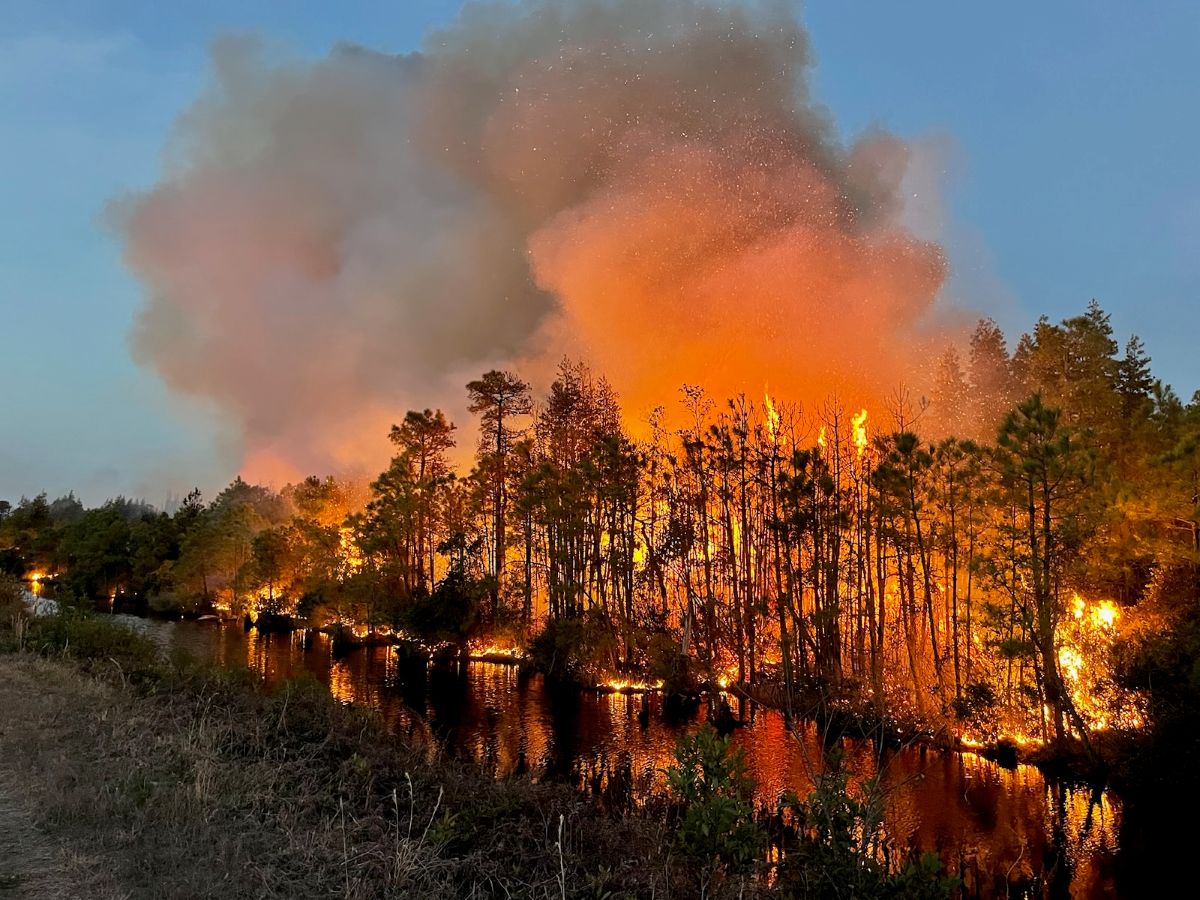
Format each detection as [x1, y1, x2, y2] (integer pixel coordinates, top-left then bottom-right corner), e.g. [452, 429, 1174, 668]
[777, 758, 960, 898]
[667, 724, 764, 876]
[25, 607, 165, 681]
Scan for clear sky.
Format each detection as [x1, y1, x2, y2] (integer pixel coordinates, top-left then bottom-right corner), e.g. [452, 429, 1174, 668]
[2, 1, 1197, 506]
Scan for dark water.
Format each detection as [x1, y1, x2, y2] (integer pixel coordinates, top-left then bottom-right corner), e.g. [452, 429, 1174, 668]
[125, 617, 1121, 898]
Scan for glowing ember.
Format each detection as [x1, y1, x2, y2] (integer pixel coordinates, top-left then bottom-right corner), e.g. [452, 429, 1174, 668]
[468, 640, 524, 661]
[599, 678, 663, 694]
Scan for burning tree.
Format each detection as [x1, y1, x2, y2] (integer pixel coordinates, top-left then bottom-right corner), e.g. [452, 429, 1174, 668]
[18, 300, 1190, 758]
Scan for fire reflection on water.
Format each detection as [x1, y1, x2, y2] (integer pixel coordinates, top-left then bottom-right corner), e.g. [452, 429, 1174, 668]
[133, 618, 1119, 898]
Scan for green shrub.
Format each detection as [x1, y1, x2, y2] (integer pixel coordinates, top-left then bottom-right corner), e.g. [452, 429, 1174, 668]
[666, 725, 763, 876]
[403, 569, 484, 646]
[1115, 568, 1200, 797]
[528, 613, 618, 682]
[27, 609, 164, 681]
[643, 629, 694, 696]
[776, 759, 959, 898]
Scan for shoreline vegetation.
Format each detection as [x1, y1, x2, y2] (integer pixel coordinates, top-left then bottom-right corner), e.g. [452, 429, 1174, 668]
[3, 302, 1200, 895]
[22, 587, 1147, 786]
[59, 600, 1142, 783]
[0, 595, 964, 899]
[4, 308, 1193, 775]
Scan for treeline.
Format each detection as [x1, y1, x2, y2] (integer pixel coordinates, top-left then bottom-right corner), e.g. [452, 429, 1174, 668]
[3, 301, 1199, 748]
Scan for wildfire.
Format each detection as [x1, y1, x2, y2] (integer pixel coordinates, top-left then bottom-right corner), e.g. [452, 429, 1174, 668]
[1058, 645, 1085, 682]
[1093, 600, 1119, 629]
[1057, 593, 1141, 732]
[1072, 594, 1086, 619]
[467, 640, 523, 662]
[851, 408, 869, 459]
[715, 664, 740, 690]
[339, 527, 364, 573]
[764, 389, 783, 444]
[599, 678, 663, 694]
[816, 425, 827, 451]
[1071, 593, 1119, 630]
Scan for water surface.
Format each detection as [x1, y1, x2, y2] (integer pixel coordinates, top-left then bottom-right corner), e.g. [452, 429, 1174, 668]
[129, 617, 1121, 899]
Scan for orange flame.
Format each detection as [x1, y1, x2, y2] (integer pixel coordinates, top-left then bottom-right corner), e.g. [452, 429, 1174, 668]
[1058, 593, 1140, 732]
[600, 678, 664, 694]
[764, 388, 783, 444]
[339, 527, 364, 574]
[851, 408, 869, 459]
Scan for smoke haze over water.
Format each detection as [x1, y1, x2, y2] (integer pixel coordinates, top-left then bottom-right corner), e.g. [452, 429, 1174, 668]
[118, 0, 954, 483]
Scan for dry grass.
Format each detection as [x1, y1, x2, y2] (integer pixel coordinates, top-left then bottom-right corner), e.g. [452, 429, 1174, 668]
[0, 640, 697, 899]
[0, 658, 129, 898]
[0, 608, 964, 898]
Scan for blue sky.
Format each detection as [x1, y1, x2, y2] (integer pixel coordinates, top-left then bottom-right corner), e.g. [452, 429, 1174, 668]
[2, 1, 1197, 505]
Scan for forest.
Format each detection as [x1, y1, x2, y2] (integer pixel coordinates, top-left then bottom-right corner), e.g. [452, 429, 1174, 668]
[4, 301, 1199, 767]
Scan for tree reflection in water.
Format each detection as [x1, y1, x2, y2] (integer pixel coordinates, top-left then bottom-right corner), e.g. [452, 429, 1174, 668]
[137, 617, 1120, 899]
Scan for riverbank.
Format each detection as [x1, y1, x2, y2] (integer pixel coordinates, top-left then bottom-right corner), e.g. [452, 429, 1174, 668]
[52, 589, 1135, 787]
[91, 597, 1133, 783]
[722, 676, 1137, 785]
[0, 662, 687, 899]
[0, 593, 981, 899]
[0, 626, 685, 898]
[0, 607, 700, 900]
[118, 598, 1137, 786]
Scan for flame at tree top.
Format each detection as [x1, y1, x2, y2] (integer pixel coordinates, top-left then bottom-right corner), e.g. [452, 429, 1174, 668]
[764, 389, 783, 445]
[852, 409, 869, 459]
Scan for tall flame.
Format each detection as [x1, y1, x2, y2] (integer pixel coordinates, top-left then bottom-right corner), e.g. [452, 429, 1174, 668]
[1058, 593, 1138, 732]
[764, 389, 782, 444]
[851, 408, 869, 459]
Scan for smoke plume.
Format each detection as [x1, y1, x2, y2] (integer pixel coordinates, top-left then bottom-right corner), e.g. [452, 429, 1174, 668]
[118, 0, 951, 483]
